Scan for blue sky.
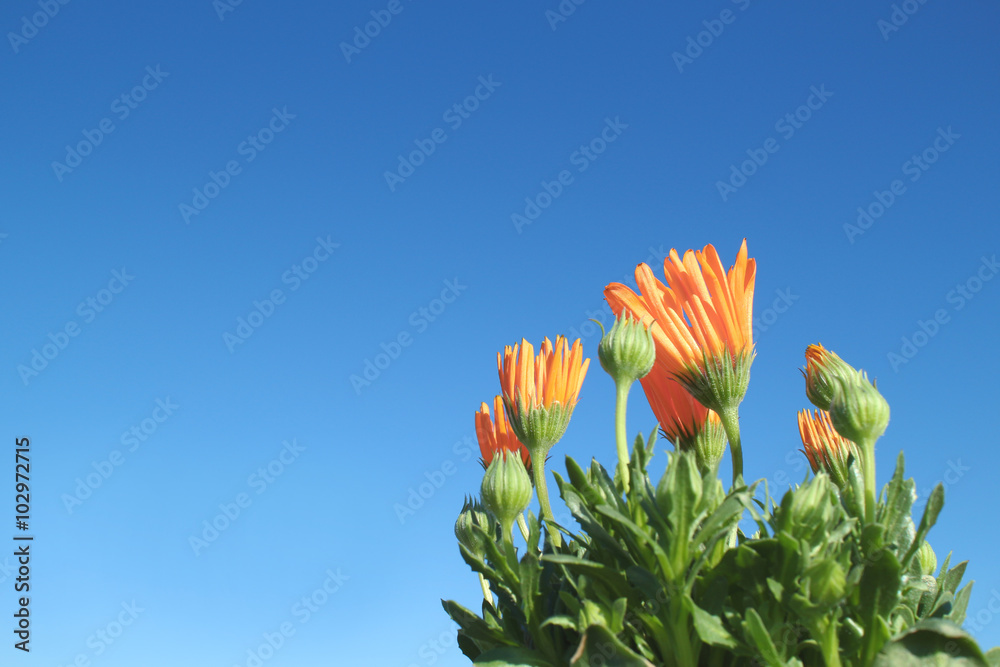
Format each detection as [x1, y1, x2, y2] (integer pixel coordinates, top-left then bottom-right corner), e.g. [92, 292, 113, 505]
[2, 0, 999, 664]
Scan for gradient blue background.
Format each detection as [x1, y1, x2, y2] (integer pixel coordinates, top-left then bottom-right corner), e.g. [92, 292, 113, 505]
[2, 0, 998, 664]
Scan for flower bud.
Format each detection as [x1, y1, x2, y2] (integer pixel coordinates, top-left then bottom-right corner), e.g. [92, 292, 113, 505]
[805, 559, 846, 607]
[802, 344, 855, 411]
[480, 450, 533, 536]
[829, 369, 890, 446]
[598, 314, 656, 386]
[454, 496, 492, 557]
[918, 541, 938, 577]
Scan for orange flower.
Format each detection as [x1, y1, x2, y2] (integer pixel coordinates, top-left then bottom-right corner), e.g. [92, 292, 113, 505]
[475, 396, 531, 470]
[797, 409, 859, 489]
[497, 336, 589, 450]
[605, 241, 755, 482]
[642, 360, 726, 471]
[604, 240, 755, 390]
[802, 343, 855, 411]
[497, 336, 589, 543]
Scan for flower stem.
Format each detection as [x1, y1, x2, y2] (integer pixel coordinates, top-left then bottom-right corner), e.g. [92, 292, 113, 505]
[614, 379, 632, 495]
[530, 448, 561, 548]
[810, 617, 842, 667]
[718, 404, 743, 486]
[861, 438, 877, 524]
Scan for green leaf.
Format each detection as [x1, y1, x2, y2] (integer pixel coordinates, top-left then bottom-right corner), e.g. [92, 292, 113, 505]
[541, 615, 578, 630]
[441, 599, 511, 647]
[949, 582, 974, 625]
[473, 646, 558, 666]
[901, 484, 946, 572]
[686, 597, 738, 648]
[569, 624, 656, 666]
[541, 554, 635, 601]
[860, 548, 903, 663]
[985, 648, 1000, 666]
[872, 619, 990, 666]
[742, 607, 785, 667]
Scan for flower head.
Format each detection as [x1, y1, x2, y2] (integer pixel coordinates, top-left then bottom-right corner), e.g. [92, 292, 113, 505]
[598, 313, 656, 386]
[475, 396, 531, 471]
[604, 240, 756, 413]
[480, 450, 533, 538]
[828, 369, 890, 446]
[498, 336, 589, 454]
[797, 409, 860, 489]
[644, 360, 726, 473]
[802, 344, 855, 411]
[454, 496, 492, 557]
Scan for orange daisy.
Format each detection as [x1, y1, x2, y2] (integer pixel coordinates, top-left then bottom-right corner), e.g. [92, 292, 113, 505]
[605, 240, 755, 390]
[604, 240, 755, 482]
[797, 409, 859, 489]
[497, 336, 589, 449]
[497, 335, 589, 542]
[475, 396, 531, 470]
[643, 360, 725, 466]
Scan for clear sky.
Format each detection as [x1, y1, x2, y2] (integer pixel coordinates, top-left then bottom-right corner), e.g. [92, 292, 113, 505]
[3, 0, 999, 665]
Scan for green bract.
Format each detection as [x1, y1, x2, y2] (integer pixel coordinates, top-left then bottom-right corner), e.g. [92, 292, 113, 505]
[829, 370, 891, 446]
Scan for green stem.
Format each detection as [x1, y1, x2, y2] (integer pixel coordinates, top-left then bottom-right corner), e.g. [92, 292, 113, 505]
[501, 520, 518, 563]
[718, 404, 743, 486]
[810, 617, 843, 667]
[614, 379, 632, 495]
[530, 448, 562, 548]
[861, 438, 877, 524]
[669, 601, 697, 667]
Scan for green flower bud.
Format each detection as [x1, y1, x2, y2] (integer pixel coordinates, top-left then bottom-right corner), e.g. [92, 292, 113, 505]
[829, 369, 890, 446]
[918, 541, 938, 576]
[480, 451, 533, 537]
[598, 314, 656, 386]
[454, 496, 492, 557]
[805, 559, 846, 607]
[802, 344, 856, 411]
